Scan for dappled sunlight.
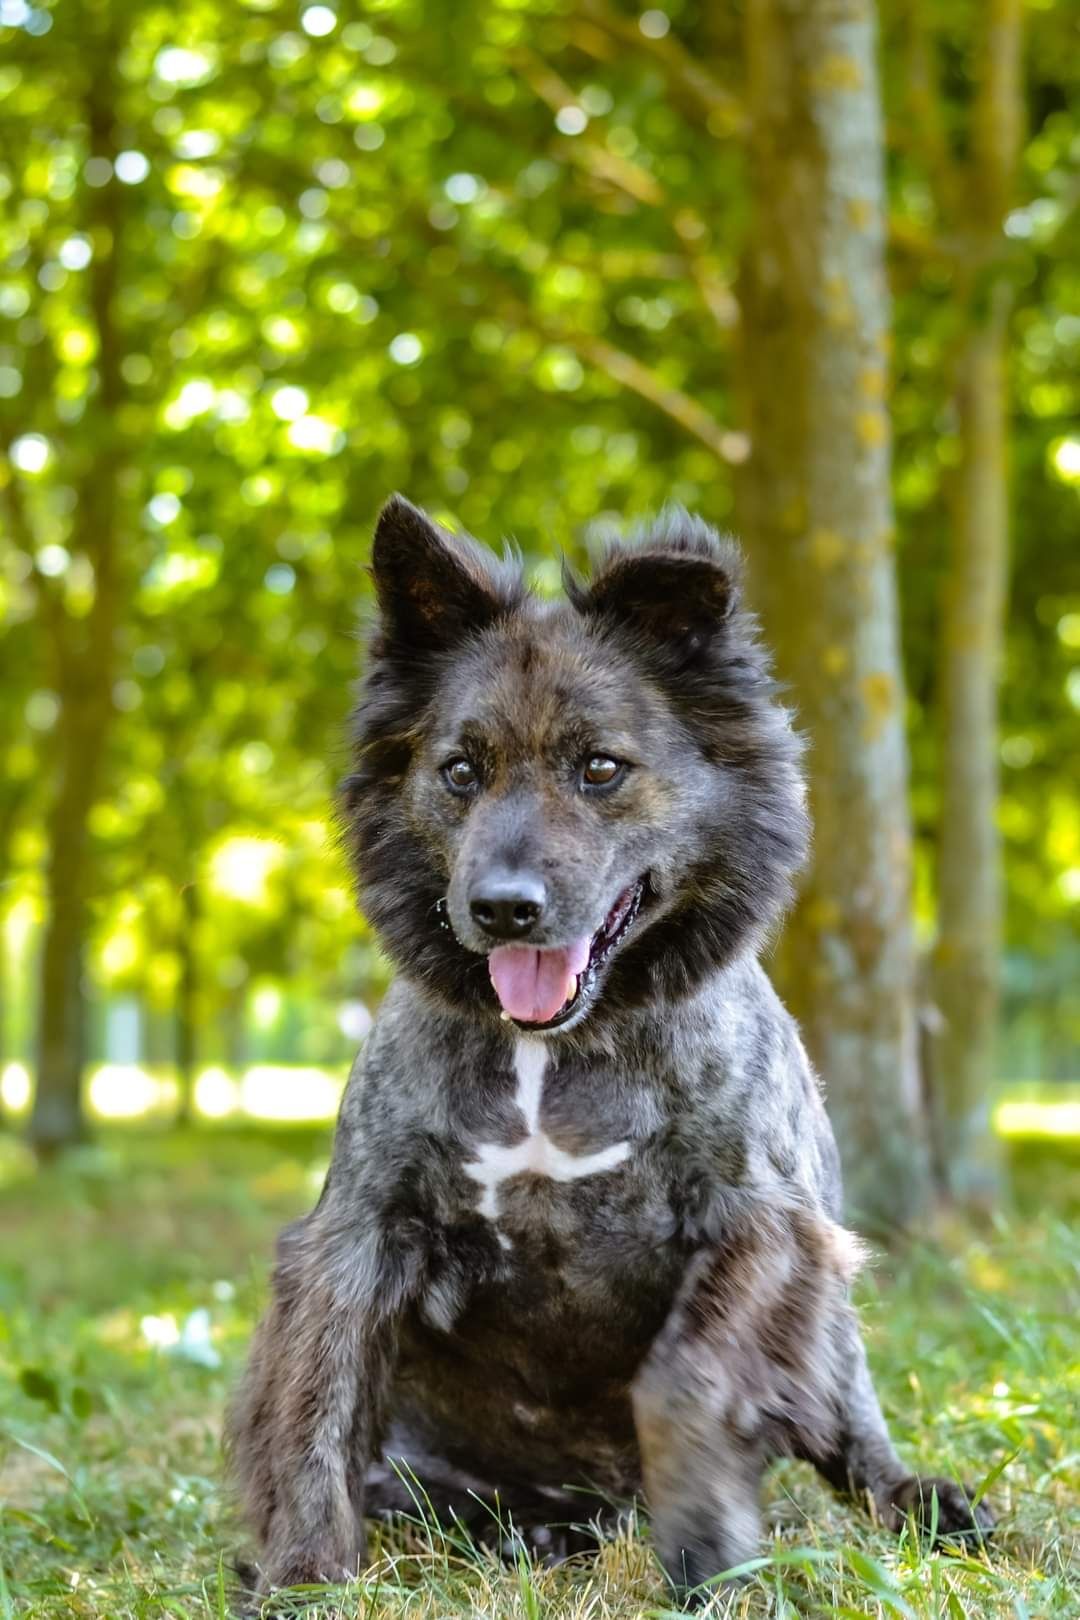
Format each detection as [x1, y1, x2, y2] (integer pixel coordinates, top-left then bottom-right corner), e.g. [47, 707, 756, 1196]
[3, 893, 40, 953]
[79, 1063, 345, 1122]
[2, 1059, 31, 1111]
[12, 1061, 1073, 1137]
[993, 1095, 1080, 1140]
[251, 985, 283, 1027]
[0, 1063, 351, 1126]
[96, 1286, 241, 1367]
[192, 1065, 238, 1120]
[88, 1064, 177, 1121]
[205, 834, 286, 906]
[141, 1308, 220, 1367]
[1049, 436, 1080, 483]
[239, 1064, 343, 1121]
[139, 1311, 181, 1349]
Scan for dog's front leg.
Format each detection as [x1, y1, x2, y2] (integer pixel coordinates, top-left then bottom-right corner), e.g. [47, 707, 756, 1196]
[803, 1313, 995, 1544]
[227, 1209, 419, 1593]
[632, 1241, 768, 1604]
[632, 1207, 863, 1605]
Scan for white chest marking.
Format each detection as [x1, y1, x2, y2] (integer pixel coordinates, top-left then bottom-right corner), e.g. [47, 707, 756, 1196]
[464, 1038, 631, 1226]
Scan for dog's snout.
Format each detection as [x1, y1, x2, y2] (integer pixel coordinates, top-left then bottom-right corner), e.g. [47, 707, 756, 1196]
[468, 870, 546, 940]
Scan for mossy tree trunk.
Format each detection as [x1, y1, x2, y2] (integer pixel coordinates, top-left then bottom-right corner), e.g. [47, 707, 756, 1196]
[930, 0, 1023, 1199]
[29, 77, 125, 1156]
[738, 0, 931, 1228]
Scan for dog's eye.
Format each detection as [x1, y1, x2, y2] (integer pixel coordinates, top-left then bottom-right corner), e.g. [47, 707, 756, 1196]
[442, 756, 479, 795]
[581, 755, 625, 791]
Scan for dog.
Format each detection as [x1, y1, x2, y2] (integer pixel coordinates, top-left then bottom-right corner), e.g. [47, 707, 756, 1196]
[227, 495, 991, 1602]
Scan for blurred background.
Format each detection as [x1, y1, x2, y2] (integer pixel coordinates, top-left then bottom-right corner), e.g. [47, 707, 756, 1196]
[0, 0, 1077, 1222]
[1, 5, 1079, 1614]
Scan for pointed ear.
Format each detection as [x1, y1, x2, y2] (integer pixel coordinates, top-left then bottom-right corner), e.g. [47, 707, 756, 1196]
[371, 495, 508, 652]
[567, 523, 742, 668]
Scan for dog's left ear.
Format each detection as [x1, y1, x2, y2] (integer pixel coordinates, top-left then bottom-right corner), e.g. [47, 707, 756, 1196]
[567, 523, 742, 668]
[371, 494, 507, 653]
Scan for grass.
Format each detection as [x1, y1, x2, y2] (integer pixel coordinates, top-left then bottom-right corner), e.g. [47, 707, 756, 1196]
[0, 1128, 1076, 1618]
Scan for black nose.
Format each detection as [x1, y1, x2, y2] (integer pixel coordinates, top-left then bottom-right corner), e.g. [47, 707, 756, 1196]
[469, 871, 546, 940]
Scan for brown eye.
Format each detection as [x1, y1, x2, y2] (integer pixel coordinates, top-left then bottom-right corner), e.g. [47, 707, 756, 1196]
[443, 756, 479, 794]
[582, 755, 625, 790]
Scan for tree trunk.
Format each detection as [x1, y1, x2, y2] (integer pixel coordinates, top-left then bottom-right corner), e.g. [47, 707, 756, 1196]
[0, 802, 14, 1129]
[930, 0, 1022, 1199]
[174, 883, 199, 1125]
[738, 0, 931, 1228]
[29, 693, 110, 1152]
[29, 77, 123, 1156]
[0, 949, 6, 1130]
[225, 990, 248, 1075]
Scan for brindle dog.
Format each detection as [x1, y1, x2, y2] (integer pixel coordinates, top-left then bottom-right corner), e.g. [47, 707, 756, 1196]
[227, 496, 991, 1603]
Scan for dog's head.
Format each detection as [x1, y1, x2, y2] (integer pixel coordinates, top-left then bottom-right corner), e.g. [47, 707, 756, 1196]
[341, 495, 808, 1038]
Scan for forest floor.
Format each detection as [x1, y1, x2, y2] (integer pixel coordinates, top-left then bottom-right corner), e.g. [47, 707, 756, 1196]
[0, 1128, 1076, 1619]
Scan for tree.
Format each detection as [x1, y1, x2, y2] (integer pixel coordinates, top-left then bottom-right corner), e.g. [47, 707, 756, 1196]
[737, 0, 931, 1227]
[27, 56, 128, 1153]
[884, 0, 1080, 1148]
[3, 0, 1076, 1180]
[0, 580, 37, 1130]
[922, 0, 1024, 1198]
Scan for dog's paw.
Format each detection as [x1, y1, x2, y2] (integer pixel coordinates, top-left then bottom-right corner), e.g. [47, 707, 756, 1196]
[265, 1568, 354, 1591]
[258, 1547, 365, 1597]
[255, 1520, 369, 1595]
[884, 1475, 994, 1546]
[655, 1512, 757, 1609]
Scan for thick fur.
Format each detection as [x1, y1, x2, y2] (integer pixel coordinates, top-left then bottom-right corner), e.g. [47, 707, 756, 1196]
[227, 497, 991, 1602]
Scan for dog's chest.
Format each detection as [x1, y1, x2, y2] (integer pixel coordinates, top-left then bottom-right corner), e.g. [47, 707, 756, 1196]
[456, 1037, 665, 1252]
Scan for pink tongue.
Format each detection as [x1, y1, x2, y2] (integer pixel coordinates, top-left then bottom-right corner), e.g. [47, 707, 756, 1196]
[488, 937, 592, 1024]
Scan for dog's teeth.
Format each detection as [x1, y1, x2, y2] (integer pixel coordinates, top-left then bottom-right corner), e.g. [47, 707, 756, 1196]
[500, 1010, 511, 1023]
[567, 976, 578, 1002]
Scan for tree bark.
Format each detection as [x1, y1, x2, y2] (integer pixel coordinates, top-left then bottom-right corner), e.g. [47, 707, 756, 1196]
[0, 797, 20, 1129]
[0, 954, 6, 1131]
[930, 0, 1022, 1198]
[29, 78, 124, 1155]
[30, 689, 110, 1152]
[738, 0, 931, 1228]
[174, 883, 199, 1125]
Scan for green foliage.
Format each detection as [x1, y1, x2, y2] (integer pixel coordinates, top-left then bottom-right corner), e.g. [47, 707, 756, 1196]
[0, 0, 1077, 1078]
[880, 0, 1080, 980]
[0, 1131, 1076, 1616]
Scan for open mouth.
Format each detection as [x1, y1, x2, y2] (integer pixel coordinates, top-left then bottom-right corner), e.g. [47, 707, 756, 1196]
[487, 877, 647, 1031]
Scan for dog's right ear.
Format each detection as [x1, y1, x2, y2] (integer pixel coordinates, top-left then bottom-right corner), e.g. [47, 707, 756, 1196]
[371, 495, 506, 653]
[565, 518, 744, 677]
